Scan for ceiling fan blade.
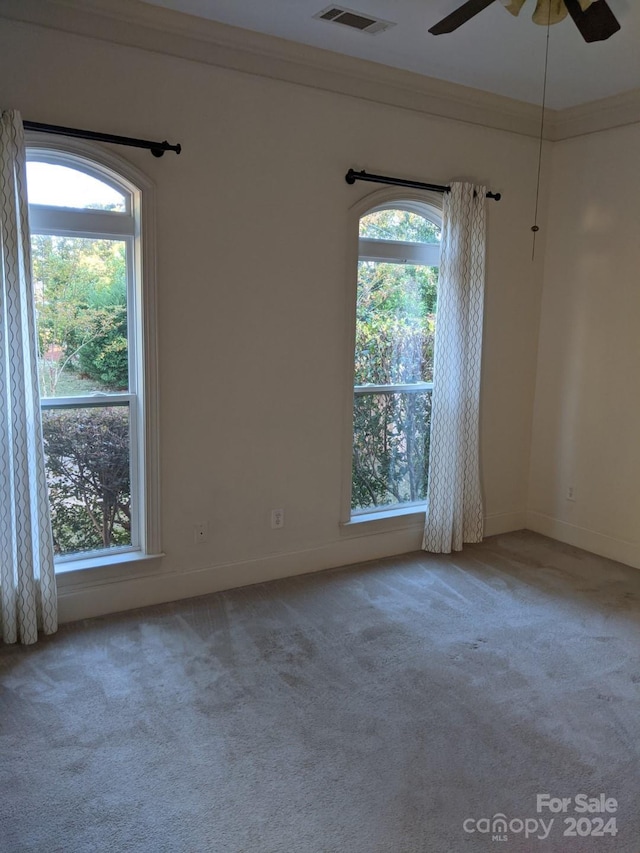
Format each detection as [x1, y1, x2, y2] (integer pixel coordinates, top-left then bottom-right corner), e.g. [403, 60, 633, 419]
[428, 0, 498, 35]
[563, 0, 621, 42]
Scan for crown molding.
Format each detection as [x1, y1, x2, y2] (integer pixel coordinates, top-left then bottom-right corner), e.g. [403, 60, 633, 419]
[0, 0, 550, 139]
[550, 88, 640, 141]
[2, 0, 638, 141]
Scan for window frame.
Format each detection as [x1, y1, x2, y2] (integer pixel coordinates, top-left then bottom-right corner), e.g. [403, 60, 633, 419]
[26, 136, 161, 570]
[340, 189, 442, 525]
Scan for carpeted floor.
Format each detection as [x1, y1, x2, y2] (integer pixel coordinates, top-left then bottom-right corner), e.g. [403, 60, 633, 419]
[1, 531, 639, 852]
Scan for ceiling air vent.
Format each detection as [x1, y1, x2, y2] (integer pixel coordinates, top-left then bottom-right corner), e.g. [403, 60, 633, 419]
[314, 6, 396, 35]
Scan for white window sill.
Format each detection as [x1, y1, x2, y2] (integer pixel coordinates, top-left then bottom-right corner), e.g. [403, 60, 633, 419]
[55, 549, 163, 575]
[342, 504, 426, 529]
[55, 550, 165, 589]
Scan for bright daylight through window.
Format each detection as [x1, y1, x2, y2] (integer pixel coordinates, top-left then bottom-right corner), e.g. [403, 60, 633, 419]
[351, 203, 441, 515]
[27, 151, 147, 564]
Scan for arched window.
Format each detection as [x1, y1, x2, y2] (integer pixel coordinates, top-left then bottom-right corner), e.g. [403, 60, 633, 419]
[26, 144, 159, 565]
[349, 198, 441, 516]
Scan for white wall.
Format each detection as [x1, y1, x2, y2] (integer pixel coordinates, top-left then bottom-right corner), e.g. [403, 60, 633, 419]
[528, 123, 640, 568]
[0, 18, 545, 620]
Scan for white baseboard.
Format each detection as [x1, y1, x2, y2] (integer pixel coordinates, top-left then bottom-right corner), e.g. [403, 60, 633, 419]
[57, 524, 424, 624]
[57, 510, 528, 624]
[484, 510, 527, 537]
[526, 511, 640, 570]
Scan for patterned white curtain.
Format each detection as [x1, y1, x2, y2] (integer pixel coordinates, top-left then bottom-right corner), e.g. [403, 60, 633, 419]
[0, 109, 57, 644]
[423, 182, 486, 554]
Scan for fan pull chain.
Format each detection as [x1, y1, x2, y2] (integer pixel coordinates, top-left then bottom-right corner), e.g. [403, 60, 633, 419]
[532, 7, 552, 260]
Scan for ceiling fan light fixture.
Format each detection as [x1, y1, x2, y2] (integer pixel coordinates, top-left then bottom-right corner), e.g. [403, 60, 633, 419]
[532, 0, 568, 24]
[429, 0, 619, 41]
[500, 0, 527, 17]
[501, 0, 596, 24]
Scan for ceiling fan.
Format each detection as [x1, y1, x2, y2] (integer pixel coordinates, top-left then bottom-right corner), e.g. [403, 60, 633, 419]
[429, 0, 621, 43]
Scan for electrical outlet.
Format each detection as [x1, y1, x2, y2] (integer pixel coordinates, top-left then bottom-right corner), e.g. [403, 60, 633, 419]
[194, 523, 208, 543]
[566, 486, 576, 502]
[271, 508, 284, 529]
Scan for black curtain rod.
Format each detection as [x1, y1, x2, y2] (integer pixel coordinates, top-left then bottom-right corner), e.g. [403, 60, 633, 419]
[23, 121, 181, 158]
[345, 169, 501, 201]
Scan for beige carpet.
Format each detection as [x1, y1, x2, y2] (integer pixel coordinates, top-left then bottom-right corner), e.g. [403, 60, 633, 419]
[1, 531, 639, 852]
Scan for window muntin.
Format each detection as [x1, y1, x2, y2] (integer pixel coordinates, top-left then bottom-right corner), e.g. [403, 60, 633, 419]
[27, 150, 142, 563]
[351, 203, 440, 515]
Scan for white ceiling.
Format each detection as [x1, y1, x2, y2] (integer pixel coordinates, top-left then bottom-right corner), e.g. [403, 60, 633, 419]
[140, 0, 638, 109]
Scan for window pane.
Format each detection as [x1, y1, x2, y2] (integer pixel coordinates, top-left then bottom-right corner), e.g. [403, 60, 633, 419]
[42, 406, 132, 556]
[26, 162, 127, 211]
[352, 389, 432, 511]
[359, 209, 440, 243]
[355, 261, 438, 385]
[32, 235, 129, 397]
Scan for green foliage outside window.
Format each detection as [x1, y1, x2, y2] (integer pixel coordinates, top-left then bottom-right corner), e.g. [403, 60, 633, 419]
[32, 234, 131, 555]
[352, 208, 439, 511]
[359, 208, 441, 243]
[42, 408, 131, 555]
[31, 234, 128, 396]
[76, 281, 128, 389]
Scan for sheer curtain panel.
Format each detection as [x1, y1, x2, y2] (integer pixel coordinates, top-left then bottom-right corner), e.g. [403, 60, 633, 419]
[0, 109, 57, 644]
[423, 182, 486, 554]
